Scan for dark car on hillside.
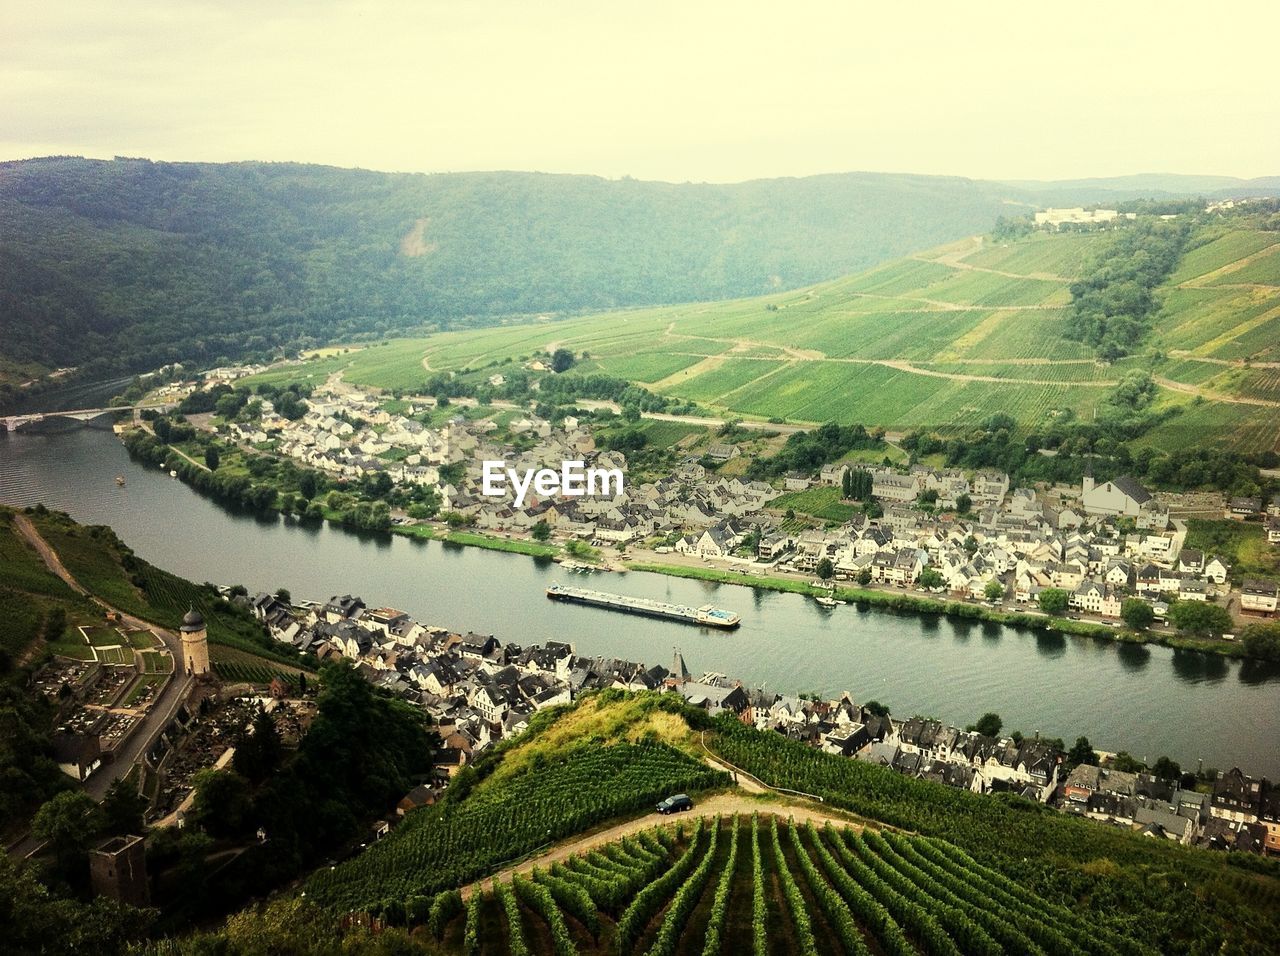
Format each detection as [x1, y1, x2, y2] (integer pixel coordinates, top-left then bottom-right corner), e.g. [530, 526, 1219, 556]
[655, 793, 694, 814]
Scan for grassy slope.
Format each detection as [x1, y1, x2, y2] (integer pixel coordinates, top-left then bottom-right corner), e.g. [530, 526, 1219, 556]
[24, 508, 307, 669]
[0, 508, 98, 661]
[302, 693, 1279, 953]
[258, 223, 1280, 451]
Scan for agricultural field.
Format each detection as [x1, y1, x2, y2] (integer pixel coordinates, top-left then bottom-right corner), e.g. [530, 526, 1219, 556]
[957, 232, 1107, 278]
[1133, 400, 1280, 455]
[243, 224, 1280, 449]
[584, 351, 707, 384]
[1205, 241, 1280, 287]
[210, 644, 305, 686]
[291, 693, 1280, 953]
[710, 716, 1280, 953]
[305, 738, 727, 910]
[1166, 229, 1279, 286]
[769, 486, 861, 524]
[419, 813, 1135, 956]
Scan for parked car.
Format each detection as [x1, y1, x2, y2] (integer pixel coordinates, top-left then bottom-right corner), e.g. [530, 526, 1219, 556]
[655, 793, 694, 814]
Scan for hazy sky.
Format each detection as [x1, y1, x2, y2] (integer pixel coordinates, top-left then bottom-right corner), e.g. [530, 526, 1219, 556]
[3, 0, 1277, 183]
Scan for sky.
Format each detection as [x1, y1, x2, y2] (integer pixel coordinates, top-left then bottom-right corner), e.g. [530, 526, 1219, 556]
[2, 0, 1277, 184]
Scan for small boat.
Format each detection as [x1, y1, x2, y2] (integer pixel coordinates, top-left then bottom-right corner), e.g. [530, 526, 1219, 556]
[816, 595, 838, 608]
[115, 475, 126, 486]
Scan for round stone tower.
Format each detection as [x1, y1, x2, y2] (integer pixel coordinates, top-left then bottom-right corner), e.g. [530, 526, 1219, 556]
[180, 607, 211, 677]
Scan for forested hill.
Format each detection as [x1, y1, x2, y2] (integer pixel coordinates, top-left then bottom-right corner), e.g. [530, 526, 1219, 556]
[4, 156, 1275, 383]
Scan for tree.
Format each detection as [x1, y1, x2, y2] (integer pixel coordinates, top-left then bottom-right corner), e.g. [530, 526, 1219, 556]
[1168, 601, 1233, 637]
[1111, 751, 1145, 773]
[233, 707, 283, 783]
[100, 779, 147, 836]
[863, 700, 889, 717]
[33, 790, 103, 871]
[973, 713, 1002, 738]
[204, 445, 220, 471]
[955, 493, 972, 514]
[1068, 736, 1097, 768]
[1240, 621, 1280, 662]
[1120, 598, 1154, 631]
[856, 569, 872, 586]
[550, 348, 576, 373]
[192, 768, 253, 837]
[531, 521, 551, 542]
[1038, 588, 1070, 615]
[983, 580, 1004, 602]
[1151, 756, 1181, 781]
[297, 470, 318, 501]
[917, 568, 945, 590]
[815, 558, 835, 581]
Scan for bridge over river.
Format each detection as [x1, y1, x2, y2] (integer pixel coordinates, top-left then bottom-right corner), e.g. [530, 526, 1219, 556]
[1, 403, 176, 432]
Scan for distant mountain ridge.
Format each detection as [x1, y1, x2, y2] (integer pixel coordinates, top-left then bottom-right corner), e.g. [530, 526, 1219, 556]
[1, 156, 1276, 382]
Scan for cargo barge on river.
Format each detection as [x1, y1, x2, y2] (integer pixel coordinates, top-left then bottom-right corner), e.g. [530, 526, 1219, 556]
[546, 583, 740, 629]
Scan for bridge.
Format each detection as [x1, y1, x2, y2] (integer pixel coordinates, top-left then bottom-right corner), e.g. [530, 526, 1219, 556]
[1, 403, 176, 432]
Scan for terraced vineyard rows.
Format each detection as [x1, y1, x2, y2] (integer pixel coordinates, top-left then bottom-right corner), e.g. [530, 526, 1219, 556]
[395, 813, 1150, 954]
[305, 742, 728, 910]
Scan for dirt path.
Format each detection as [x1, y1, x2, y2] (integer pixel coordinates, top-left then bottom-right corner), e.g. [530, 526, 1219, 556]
[1167, 350, 1280, 369]
[1177, 241, 1280, 288]
[1153, 376, 1280, 408]
[460, 793, 861, 899]
[911, 240, 1070, 283]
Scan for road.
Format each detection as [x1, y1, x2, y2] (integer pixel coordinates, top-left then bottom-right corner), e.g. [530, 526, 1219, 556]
[8, 515, 194, 859]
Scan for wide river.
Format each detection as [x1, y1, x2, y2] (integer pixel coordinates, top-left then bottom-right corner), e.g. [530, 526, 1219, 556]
[2, 426, 1278, 776]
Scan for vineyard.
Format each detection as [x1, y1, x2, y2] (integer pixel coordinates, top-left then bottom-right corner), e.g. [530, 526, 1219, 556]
[374, 813, 1153, 955]
[709, 717, 1280, 953]
[235, 222, 1280, 450]
[209, 644, 303, 687]
[305, 741, 728, 911]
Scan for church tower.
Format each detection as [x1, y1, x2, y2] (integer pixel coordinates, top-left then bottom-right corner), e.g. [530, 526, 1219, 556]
[180, 607, 211, 677]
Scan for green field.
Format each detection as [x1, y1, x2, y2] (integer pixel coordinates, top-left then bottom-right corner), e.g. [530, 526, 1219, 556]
[245, 223, 1280, 451]
[426, 814, 1146, 956]
[769, 486, 861, 523]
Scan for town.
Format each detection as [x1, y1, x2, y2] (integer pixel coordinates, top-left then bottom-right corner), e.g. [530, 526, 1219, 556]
[232, 583, 1280, 857]
[166, 363, 1280, 646]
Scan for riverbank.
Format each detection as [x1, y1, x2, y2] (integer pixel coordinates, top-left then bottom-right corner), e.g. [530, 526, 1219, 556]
[623, 560, 1247, 659]
[114, 424, 1255, 662]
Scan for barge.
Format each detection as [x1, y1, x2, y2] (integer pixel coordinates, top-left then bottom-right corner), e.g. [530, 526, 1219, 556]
[546, 583, 740, 629]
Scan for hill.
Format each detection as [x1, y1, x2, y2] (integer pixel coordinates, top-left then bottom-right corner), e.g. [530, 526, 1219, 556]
[3, 158, 1274, 391]
[300, 211, 1280, 454]
[165, 691, 1280, 954]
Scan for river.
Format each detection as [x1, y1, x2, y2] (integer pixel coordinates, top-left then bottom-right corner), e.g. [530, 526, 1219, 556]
[2, 425, 1278, 776]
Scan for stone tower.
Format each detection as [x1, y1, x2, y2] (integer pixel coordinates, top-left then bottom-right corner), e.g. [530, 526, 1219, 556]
[180, 606, 211, 677]
[89, 834, 149, 907]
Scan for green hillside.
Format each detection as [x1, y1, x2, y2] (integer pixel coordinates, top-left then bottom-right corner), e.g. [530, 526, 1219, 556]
[167, 692, 1280, 955]
[4, 159, 1276, 396]
[302, 213, 1280, 452]
[0, 159, 1048, 388]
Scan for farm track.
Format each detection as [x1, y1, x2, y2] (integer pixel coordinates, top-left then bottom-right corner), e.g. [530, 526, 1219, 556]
[459, 793, 863, 900]
[1153, 376, 1280, 408]
[1167, 350, 1280, 369]
[909, 251, 1070, 283]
